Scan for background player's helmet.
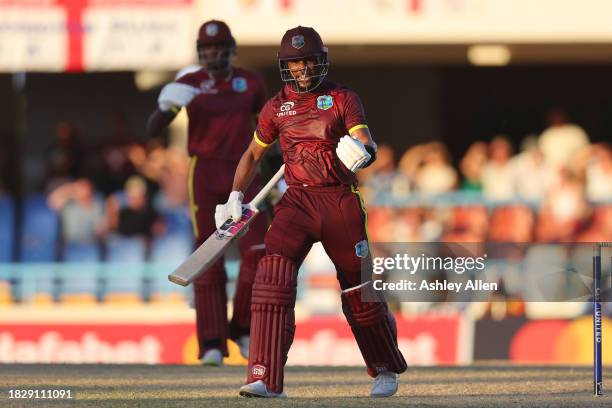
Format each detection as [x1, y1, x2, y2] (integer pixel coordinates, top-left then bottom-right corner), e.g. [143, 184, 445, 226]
[278, 26, 329, 93]
[196, 20, 236, 75]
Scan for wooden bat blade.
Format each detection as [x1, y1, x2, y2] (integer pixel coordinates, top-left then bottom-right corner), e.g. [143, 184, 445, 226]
[168, 207, 258, 286]
[168, 164, 285, 287]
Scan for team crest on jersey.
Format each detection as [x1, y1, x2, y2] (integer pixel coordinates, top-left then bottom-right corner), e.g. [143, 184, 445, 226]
[355, 240, 369, 258]
[317, 95, 333, 110]
[291, 35, 305, 49]
[232, 77, 248, 93]
[205, 23, 218, 36]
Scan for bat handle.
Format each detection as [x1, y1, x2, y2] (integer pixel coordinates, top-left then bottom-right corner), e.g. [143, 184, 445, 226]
[249, 164, 285, 209]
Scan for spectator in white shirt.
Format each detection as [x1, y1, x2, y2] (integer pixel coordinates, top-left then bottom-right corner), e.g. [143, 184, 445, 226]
[538, 108, 589, 168]
[482, 136, 514, 201]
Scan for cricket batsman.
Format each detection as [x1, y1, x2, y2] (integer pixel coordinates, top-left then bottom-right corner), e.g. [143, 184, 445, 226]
[147, 20, 268, 366]
[215, 26, 407, 398]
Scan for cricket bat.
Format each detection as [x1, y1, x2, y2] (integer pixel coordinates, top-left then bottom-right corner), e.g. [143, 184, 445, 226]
[168, 164, 285, 286]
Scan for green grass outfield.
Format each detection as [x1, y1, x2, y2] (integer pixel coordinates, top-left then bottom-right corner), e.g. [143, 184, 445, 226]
[0, 364, 605, 407]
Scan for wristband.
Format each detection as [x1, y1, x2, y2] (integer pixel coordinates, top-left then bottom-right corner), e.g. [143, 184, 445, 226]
[362, 145, 377, 168]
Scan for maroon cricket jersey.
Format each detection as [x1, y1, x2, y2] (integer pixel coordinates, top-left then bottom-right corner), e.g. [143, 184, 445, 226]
[254, 80, 368, 187]
[177, 67, 267, 160]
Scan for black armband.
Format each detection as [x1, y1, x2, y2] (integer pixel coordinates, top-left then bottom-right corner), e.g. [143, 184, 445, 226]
[362, 145, 377, 168]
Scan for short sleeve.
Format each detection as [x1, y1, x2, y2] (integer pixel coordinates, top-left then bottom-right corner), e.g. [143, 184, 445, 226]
[341, 90, 368, 135]
[254, 100, 278, 147]
[175, 72, 198, 87]
[252, 75, 268, 114]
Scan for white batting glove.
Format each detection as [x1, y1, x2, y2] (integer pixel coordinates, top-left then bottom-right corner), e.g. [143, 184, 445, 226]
[215, 191, 244, 229]
[158, 83, 200, 112]
[336, 135, 371, 173]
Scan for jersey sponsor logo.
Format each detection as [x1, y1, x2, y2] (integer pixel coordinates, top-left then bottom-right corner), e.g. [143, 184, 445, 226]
[277, 101, 297, 117]
[199, 79, 217, 94]
[232, 77, 248, 93]
[205, 23, 218, 37]
[251, 364, 266, 379]
[291, 35, 305, 49]
[316, 95, 333, 110]
[355, 240, 369, 258]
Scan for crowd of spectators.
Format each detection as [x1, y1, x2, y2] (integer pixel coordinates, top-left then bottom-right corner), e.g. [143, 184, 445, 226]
[43, 113, 191, 256]
[360, 110, 612, 243]
[1, 109, 610, 311]
[14, 108, 612, 255]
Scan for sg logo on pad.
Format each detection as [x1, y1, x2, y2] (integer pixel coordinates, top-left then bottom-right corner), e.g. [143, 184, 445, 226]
[251, 364, 267, 379]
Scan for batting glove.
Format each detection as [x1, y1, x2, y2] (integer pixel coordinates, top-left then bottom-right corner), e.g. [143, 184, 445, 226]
[336, 135, 371, 173]
[158, 83, 200, 112]
[215, 191, 244, 229]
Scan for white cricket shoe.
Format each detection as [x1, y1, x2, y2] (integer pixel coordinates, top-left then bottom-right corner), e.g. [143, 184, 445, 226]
[236, 335, 249, 359]
[200, 349, 223, 367]
[239, 380, 287, 398]
[371, 371, 399, 397]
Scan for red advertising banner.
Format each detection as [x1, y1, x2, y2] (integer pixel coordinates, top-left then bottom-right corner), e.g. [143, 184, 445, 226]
[0, 314, 471, 365]
[289, 315, 470, 366]
[0, 323, 194, 364]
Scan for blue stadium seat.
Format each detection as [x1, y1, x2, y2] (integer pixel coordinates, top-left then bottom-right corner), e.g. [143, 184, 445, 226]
[63, 242, 102, 262]
[153, 193, 193, 237]
[161, 208, 193, 237]
[103, 235, 146, 297]
[0, 194, 15, 262]
[149, 233, 192, 296]
[20, 194, 59, 262]
[106, 235, 146, 262]
[60, 242, 102, 298]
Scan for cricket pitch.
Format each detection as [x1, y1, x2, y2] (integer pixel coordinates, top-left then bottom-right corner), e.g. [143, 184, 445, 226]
[0, 364, 603, 407]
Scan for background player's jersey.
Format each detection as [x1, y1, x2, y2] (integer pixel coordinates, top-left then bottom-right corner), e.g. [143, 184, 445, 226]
[255, 80, 368, 187]
[177, 67, 267, 160]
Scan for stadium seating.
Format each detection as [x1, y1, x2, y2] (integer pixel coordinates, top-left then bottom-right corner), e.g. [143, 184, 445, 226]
[15, 196, 60, 303]
[154, 193, 193, 237]
[19, 194, 59, 262]
[59, 242, 102, 304]
[0, 194, 15, 262]
[103, 235, 146, 303]
[148, 233, 192, 302]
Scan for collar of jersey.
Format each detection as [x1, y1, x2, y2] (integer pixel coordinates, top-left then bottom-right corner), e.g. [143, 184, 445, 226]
[207, 68, 234, 83]
[283, 80, 334, 101]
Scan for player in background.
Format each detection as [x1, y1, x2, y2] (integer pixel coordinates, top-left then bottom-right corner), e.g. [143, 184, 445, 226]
[215, 26, 407, 398]
[147, 20, 268, 366]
